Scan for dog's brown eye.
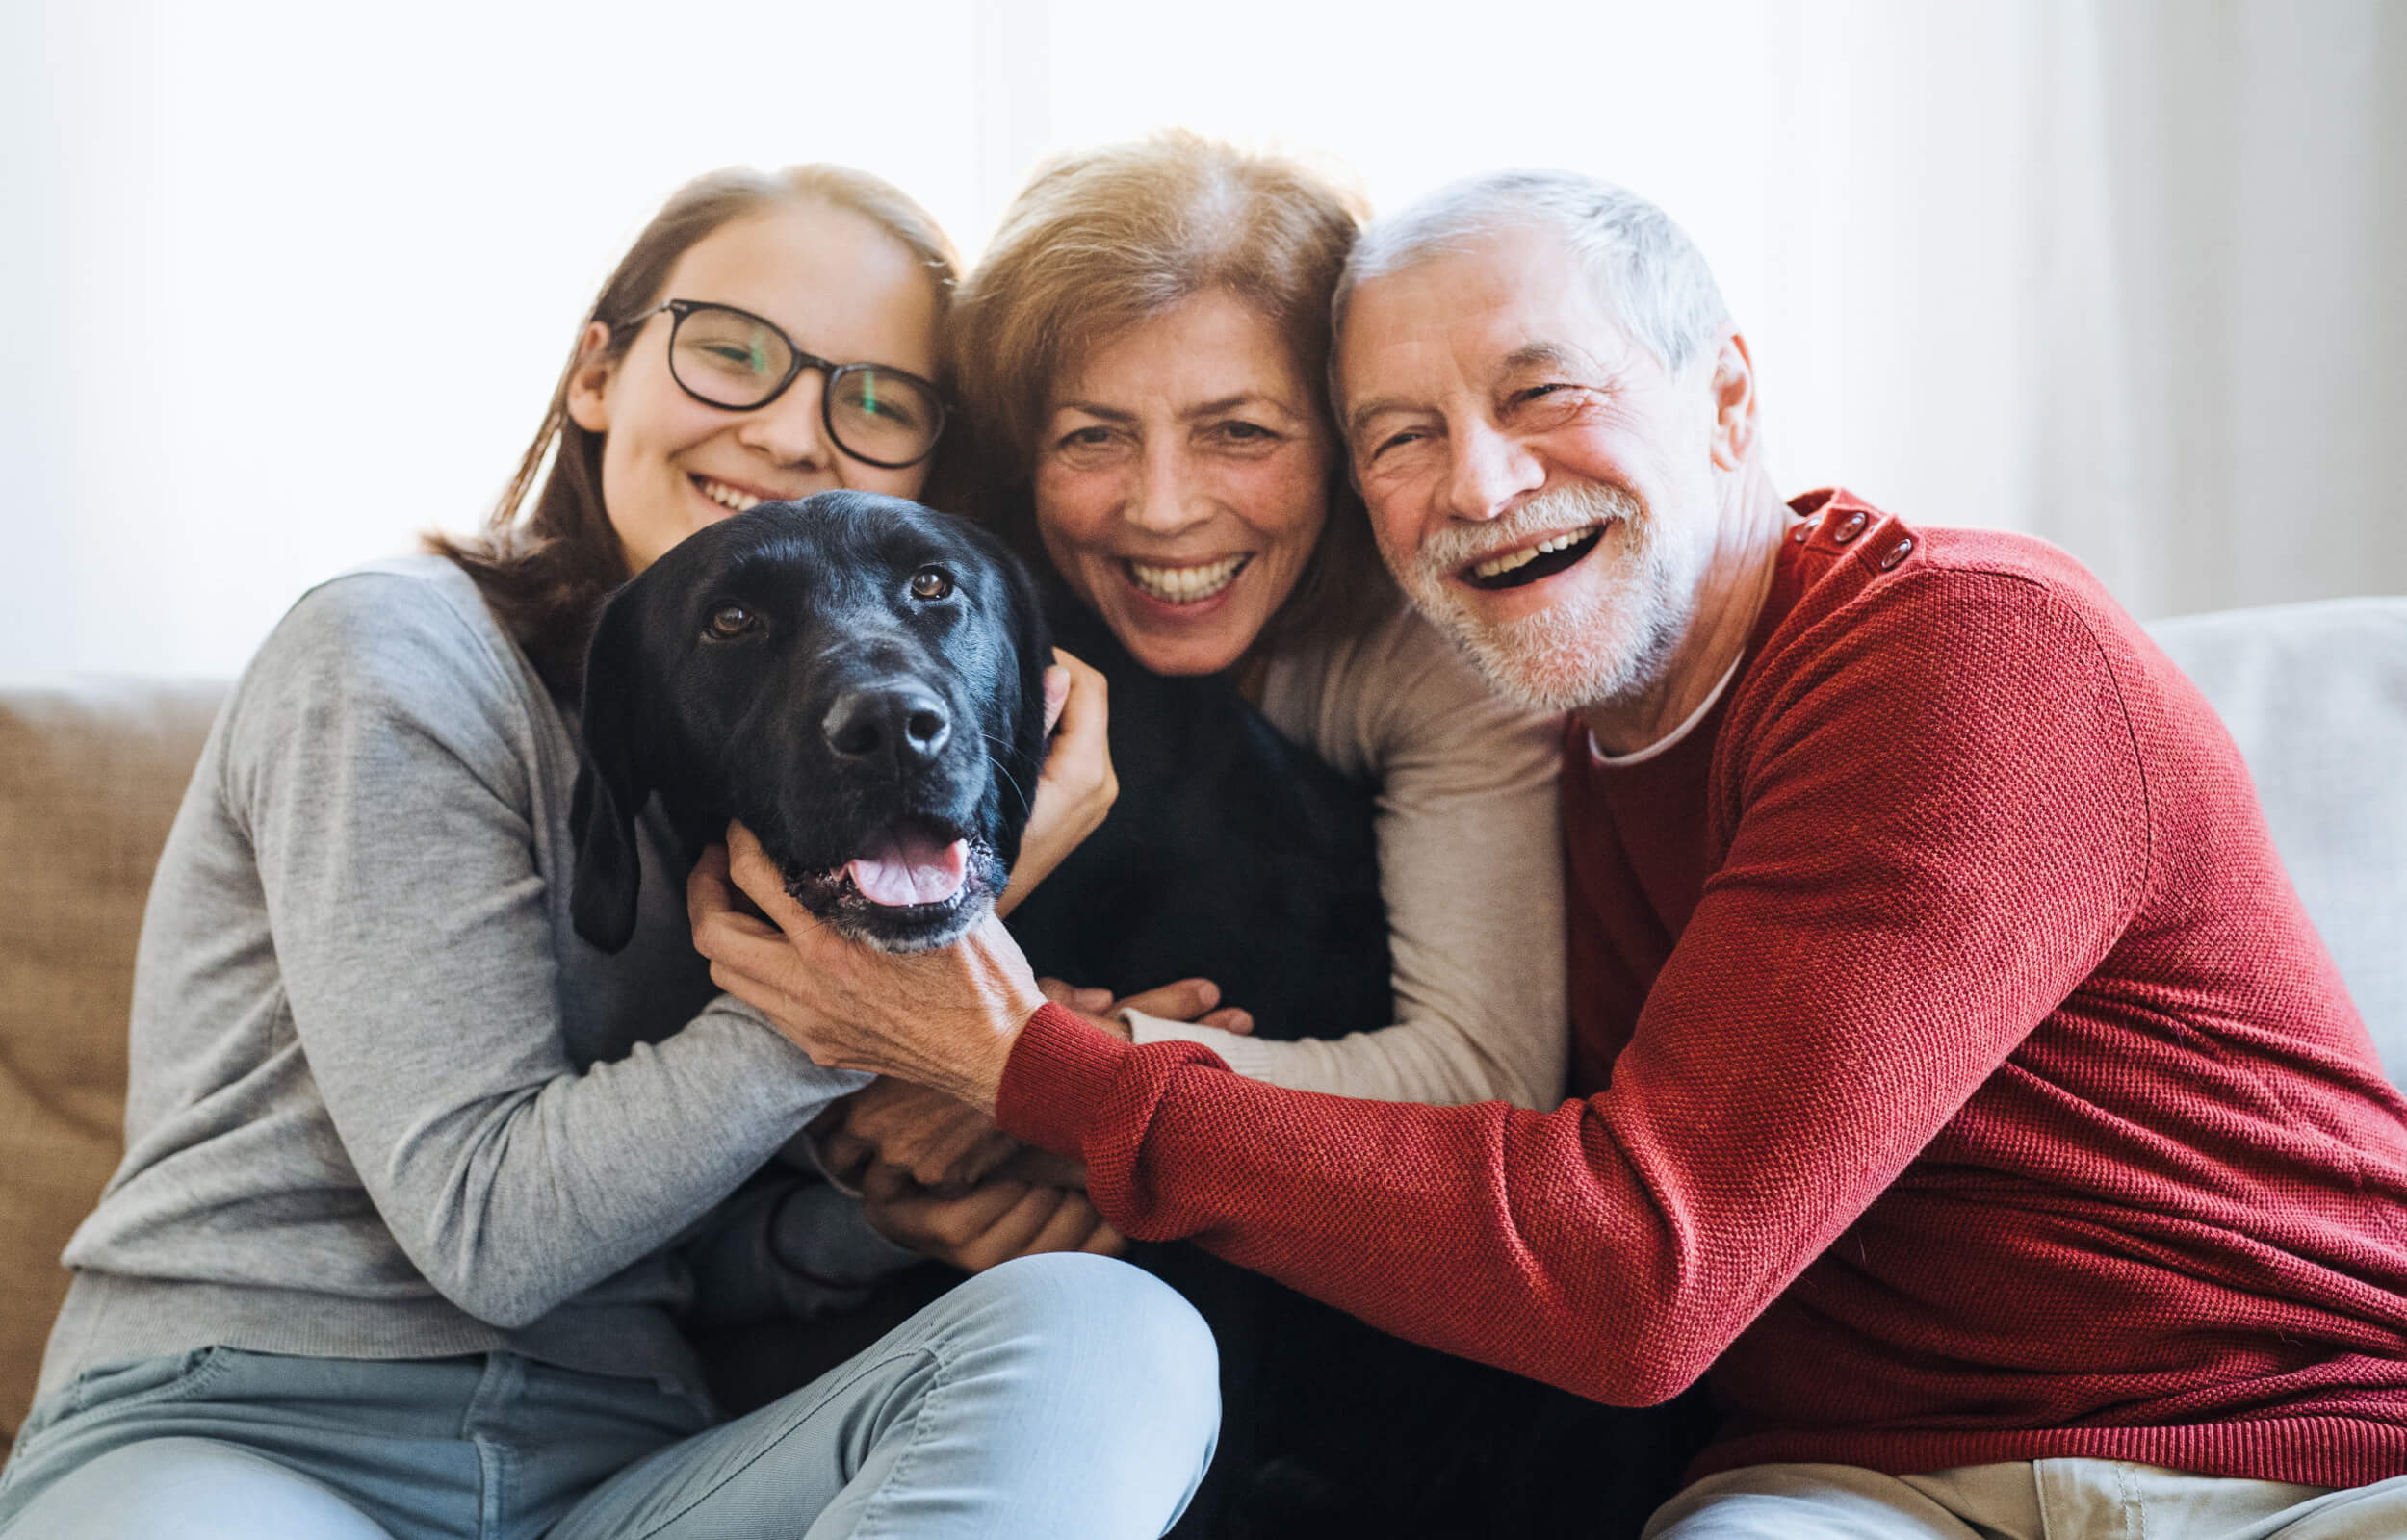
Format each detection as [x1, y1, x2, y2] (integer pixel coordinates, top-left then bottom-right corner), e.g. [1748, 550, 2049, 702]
[909, 568, 953, 601]
[706, 603, 758, 639]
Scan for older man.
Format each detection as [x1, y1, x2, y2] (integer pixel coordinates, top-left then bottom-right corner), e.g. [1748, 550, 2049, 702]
[695, 172, 2407, 1536]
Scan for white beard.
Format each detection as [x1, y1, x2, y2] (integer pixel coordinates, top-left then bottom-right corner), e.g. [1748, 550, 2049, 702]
[1385, 482, 1708, 714]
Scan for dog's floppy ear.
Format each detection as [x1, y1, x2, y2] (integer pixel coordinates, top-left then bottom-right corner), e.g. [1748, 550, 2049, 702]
[990, 539, 1054, 872]
[570, 582, 654, 953]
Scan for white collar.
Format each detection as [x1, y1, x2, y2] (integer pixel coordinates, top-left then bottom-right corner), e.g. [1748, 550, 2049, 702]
[1587, 654, 1745, 768]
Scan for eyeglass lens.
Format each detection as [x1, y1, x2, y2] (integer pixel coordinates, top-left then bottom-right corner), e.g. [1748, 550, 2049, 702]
[666, 304, 941, 466]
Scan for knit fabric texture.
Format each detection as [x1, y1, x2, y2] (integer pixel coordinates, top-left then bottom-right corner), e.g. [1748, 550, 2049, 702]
[997, 490, 2407, 1487]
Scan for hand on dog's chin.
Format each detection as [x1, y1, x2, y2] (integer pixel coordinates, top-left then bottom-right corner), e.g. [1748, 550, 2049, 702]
[692, 827, 1048, 1112]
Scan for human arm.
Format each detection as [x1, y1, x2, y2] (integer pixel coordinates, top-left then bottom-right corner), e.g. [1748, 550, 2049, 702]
[698, 567, 2148, 1402]
[233, 573, 865, 1328]
[815, 978, 1241, 1190]
[1125, 610, 1567, 1110]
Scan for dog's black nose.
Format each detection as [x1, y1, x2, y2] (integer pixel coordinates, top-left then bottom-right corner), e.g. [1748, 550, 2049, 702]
[823, 684, 952, 772]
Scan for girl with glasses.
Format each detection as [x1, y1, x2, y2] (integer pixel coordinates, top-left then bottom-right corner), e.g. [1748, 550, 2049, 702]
[0, 166, 1213, 1540]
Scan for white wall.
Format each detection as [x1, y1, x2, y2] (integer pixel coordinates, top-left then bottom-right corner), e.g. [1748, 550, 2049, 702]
[4, 0, 2401, 681]
[1, 0, 995, 681]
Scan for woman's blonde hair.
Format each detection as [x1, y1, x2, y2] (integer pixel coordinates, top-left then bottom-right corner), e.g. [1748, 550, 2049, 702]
[951, 131, 1391, 650]
[428, 164, 961, 690]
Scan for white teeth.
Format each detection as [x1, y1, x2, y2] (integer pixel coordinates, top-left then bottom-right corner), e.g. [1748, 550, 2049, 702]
[697, 477, 764, 513]
[1127, 554, 1250, 603]
[1469, 527, 1595, 580]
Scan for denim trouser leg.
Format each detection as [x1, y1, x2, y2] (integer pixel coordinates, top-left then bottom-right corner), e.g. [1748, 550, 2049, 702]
[2, 1437, 401, 1539]
[555, 1251, 1223, 1539]
[0, 1252, 1219, 1540]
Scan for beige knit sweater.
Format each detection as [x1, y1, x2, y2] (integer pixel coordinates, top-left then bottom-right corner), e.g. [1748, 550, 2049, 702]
[1125, 599, 1567, 1112]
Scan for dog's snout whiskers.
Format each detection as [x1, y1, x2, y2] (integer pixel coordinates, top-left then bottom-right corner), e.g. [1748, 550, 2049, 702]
[980, 732, 1035, 813]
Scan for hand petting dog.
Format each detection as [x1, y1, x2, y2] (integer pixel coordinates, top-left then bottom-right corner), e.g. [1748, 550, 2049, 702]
[696, 824, 1136, 1271]
[691, 827, 1039, 1111]
[695, 824, 1255, 1104]
[688, 628, 1250, 1114]
[815, 975, 1253, 1192]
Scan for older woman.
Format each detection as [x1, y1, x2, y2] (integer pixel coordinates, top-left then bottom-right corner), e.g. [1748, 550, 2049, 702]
[950, 132, 1567, 1108]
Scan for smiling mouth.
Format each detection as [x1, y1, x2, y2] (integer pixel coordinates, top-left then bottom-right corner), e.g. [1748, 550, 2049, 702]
[1126, 554, 1252, 604]
[1461, 526, 1607, 591]
[694, 475, 767, 513]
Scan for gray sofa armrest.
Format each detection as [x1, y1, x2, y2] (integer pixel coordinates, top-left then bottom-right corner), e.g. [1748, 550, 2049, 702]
[2150, 598, 2407, 1081]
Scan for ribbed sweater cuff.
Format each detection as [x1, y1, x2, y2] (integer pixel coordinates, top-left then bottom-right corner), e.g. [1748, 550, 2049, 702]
[1121, 1008, 1291, 1081]
[996, 1001, 1133, 1157]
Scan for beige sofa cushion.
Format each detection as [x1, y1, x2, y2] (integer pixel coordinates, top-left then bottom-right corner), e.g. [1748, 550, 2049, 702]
[0, 681, 222, 1450]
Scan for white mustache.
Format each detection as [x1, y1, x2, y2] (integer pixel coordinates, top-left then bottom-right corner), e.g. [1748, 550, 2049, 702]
[1416, 483, 1644, 578]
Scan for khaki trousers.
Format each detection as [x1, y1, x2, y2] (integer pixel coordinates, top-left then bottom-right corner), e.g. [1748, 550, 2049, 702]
[1644, 1460, 2407, 1540]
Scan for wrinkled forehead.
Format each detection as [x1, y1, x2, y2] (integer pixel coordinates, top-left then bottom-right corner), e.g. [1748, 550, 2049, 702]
[1333, 228, 1634, 425]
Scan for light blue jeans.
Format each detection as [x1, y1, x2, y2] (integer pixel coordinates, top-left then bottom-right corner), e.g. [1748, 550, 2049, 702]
[0, 1253, 1219, 1539]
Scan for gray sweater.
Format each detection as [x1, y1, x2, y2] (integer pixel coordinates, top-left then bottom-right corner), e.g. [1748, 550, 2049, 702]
[42, 558, 907, 1399]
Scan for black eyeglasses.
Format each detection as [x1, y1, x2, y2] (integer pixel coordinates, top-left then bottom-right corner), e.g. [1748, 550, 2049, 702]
[618, 298, 948, 469]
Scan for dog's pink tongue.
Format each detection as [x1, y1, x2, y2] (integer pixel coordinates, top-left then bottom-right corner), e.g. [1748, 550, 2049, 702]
[846, 831, 969, 908]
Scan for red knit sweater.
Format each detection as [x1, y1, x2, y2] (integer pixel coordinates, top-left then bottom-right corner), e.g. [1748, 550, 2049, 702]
[997, 490, 2407, 1485]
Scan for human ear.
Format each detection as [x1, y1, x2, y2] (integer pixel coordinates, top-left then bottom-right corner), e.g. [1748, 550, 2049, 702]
[565, 321, 617, 435]
[1708, 330, 1758, 472]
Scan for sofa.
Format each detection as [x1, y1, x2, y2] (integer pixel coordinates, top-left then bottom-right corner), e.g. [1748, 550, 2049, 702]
[2, 597, 2401, 1455]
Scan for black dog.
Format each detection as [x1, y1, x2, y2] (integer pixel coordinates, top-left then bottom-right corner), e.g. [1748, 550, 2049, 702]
[569, 491, 1049, 957]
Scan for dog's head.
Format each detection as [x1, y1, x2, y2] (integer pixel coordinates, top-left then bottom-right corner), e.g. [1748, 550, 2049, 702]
[570, 491, 1050, 955]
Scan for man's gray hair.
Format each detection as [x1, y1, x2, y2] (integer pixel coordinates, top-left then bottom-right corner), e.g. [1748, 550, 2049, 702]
[1334, 169, 1730, 375]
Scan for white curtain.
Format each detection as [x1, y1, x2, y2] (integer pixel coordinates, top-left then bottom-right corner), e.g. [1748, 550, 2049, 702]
[2, 0, 2399, 680]
[1935, 0, 2407, 621]
[2054, 0, 2407, 619]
